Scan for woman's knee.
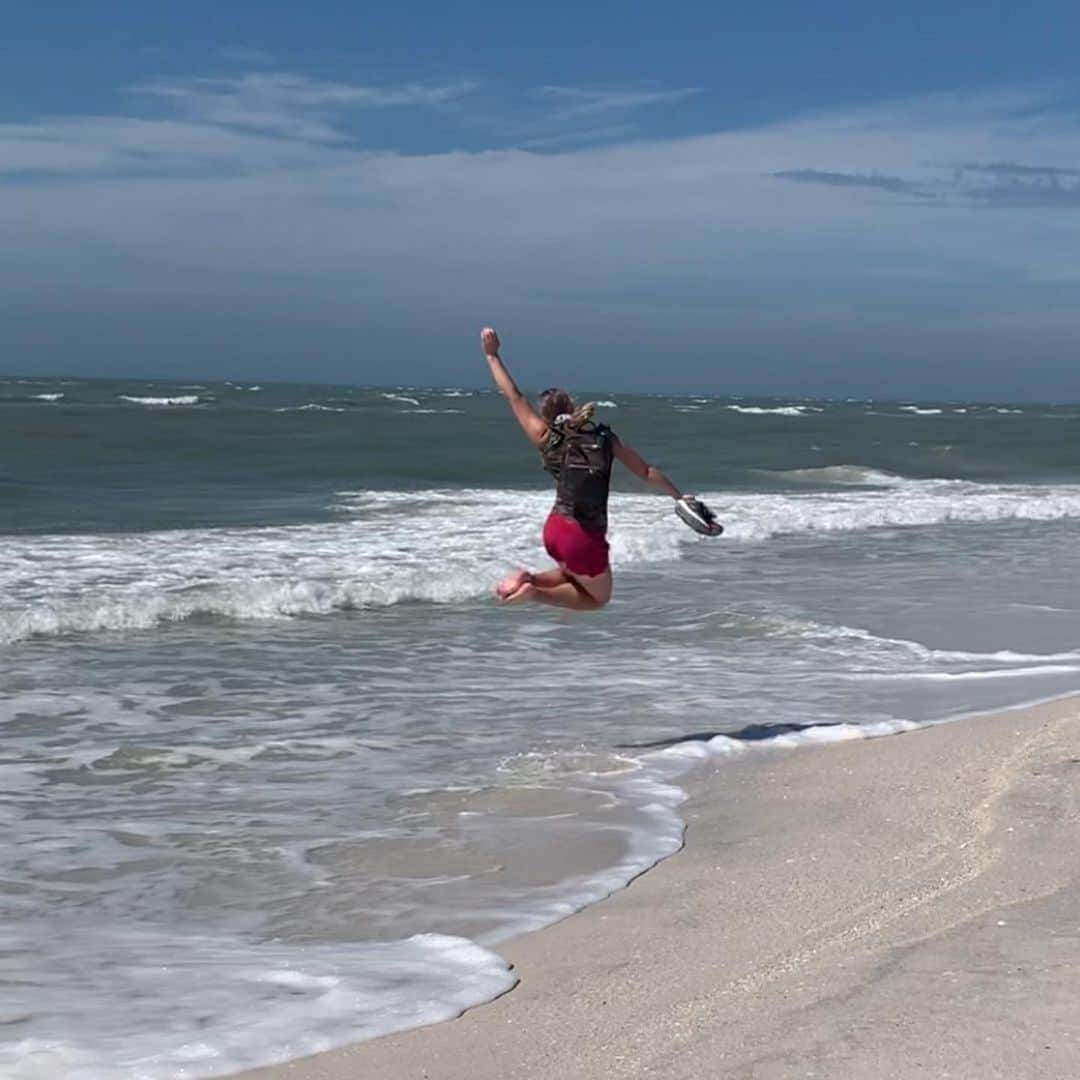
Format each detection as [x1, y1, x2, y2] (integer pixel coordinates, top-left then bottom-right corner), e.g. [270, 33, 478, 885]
[581, 576, 613, 609]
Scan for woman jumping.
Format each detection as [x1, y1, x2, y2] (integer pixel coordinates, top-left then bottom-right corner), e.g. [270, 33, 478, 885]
[482, 327, 696, 612]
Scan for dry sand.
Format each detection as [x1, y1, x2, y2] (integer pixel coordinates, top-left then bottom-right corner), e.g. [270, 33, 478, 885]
[240, 696, 1080, 1080]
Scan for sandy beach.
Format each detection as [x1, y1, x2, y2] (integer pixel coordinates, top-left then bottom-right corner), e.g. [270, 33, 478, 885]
[239, 696, 1080, 1080]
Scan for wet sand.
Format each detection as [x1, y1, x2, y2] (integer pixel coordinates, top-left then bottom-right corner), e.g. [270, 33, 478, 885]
[240, 696, 1080, 1079]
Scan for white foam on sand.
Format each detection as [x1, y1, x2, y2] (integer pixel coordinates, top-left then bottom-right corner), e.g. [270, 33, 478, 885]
[0, 693, 933, 1079]
[1, 928, 515, 1080]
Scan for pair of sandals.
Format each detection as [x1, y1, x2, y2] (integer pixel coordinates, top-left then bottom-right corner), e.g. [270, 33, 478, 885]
[675, 496, 724, 537]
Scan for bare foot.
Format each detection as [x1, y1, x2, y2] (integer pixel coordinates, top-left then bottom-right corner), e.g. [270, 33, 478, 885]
[495, 569, 532, 600]
[500, 581, 536, 604]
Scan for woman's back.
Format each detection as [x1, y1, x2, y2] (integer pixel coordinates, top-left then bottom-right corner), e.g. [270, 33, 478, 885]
[540, 420, 615, 532]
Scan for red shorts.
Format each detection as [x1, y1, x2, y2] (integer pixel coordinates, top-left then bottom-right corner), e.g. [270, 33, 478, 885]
[542, 512, 610, 577]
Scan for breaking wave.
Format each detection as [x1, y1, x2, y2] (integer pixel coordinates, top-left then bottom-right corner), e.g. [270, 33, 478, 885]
[726, 404, 812, 416]
[769, 465, 907, 487]
[118, 395, 200, 407]
[8, 478, 1080, 643]
[273, 403, 346, 413]
[718, 479, 1080, 542]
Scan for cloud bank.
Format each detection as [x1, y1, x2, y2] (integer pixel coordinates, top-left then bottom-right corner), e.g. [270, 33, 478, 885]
[2, 74, 1079, 393]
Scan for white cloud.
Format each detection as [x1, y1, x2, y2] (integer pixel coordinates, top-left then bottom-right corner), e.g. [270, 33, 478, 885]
[133, 73, 476, 142]
[3, 79, 1080, 378]
[519, 124, 637, 149]
[0, 72, 479, 176]
[139, 72, 474, 111]
[537, 85, 701, 117]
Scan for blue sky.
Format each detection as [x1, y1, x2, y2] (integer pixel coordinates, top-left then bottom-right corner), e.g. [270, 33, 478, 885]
[4, 1, 1080, 397]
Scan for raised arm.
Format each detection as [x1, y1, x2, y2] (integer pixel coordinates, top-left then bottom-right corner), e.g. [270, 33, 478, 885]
[481, 328, 548, 447]
[612, 436, 685, 500]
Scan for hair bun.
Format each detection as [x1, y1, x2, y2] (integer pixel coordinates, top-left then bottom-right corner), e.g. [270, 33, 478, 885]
[567, 402, 596, 428]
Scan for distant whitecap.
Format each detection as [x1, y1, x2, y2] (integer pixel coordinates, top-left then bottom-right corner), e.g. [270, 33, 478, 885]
[119, 394, 199, 406]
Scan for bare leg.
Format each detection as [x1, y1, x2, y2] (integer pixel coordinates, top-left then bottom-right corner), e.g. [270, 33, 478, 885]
[503, 566, 613, 611]
[528, 568, 575, 588]
[496, 566, 574, 599]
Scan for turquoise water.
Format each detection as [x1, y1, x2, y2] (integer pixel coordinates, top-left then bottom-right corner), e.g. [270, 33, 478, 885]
[5, 376, 1080, 1077]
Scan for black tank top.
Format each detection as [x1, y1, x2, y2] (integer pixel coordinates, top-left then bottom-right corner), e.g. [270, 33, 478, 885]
[540, 421, 615, 532]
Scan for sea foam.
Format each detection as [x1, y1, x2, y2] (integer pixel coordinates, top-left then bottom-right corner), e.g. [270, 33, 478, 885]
[1, 929, 514, 1080]
[8, 478, 1080, 643]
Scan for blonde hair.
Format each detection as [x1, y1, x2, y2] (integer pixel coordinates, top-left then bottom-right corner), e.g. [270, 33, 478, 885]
[538, 388, 596, 430]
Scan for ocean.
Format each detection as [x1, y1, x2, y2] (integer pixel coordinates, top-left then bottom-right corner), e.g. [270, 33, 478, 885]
[5, 377, 1080, 1078]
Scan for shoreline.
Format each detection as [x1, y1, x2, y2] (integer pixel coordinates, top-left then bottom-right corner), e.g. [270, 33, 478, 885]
[239, 693, 1080, 1079]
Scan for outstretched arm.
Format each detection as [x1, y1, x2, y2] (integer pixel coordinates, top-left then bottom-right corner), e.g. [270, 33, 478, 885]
[612, 437, 685, 500]
[480, 328, 548, 447]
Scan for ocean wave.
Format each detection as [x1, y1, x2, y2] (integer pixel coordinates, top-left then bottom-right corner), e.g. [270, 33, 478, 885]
[770, 464, 907, 487]
[1, 574, 491, 644]
[9, 480, 1080, 643]
[1, 490, 682, 643]
[788, 618, 1080, 666]
[717, 480, 1080, 542]
[594, 400, 618, 408]
[899, 406, 944, 416]
[841, 664, 1080, 682]
[381, 393, 421, 406]
[31, 393, 64, 402]
[273, 403, 346, 413]
[726, 404, 810, 416]
[118, 395, 200, 407]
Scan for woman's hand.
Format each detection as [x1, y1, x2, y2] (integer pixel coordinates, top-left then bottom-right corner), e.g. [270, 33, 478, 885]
[480, 327, 501, 357]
